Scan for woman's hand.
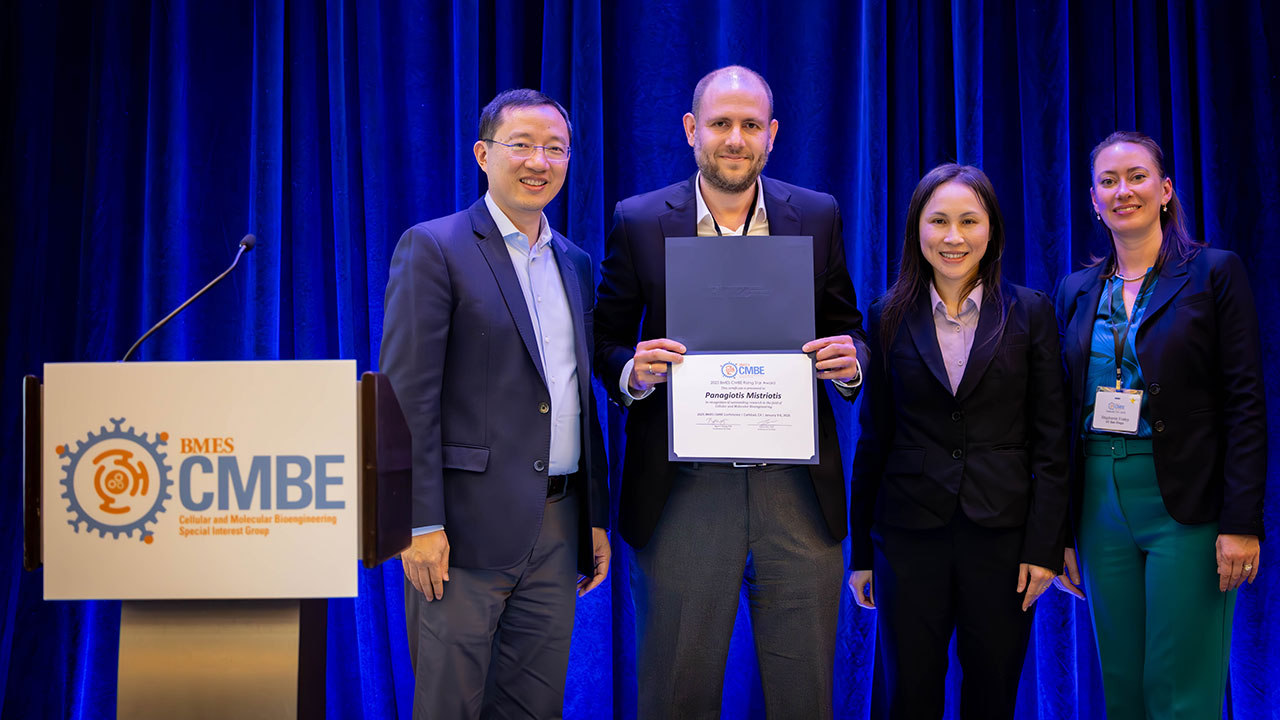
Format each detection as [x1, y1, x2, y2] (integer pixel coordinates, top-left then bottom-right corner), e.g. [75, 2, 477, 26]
[1216, 534, 1260, 591]
[848, 570, 875, 609]
[1053, 547, 1085, 600]
[1018, 562, 1057, 610]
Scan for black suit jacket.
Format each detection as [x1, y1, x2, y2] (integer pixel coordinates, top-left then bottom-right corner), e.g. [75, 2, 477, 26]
[379, 199, 609, 574]
[1055, 248, 1267, 539]
[850, 284, 1070, 571]
[594, 175, 867, 549]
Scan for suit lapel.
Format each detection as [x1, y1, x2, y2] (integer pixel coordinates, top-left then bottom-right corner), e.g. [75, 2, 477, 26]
[954, 287, 1013, 402]
[1072, 265, 1105, 369]
[1137, 261, 1190, 334]
[904, 290, 953, 394]
[658, 176, 698, 240]
[761, 177, 802, 237]
[472, 202, 548, 386]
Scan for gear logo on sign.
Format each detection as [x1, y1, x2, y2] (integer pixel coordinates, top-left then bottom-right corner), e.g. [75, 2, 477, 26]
[57, 418, 173, 544]
[721, 363, 738, 378]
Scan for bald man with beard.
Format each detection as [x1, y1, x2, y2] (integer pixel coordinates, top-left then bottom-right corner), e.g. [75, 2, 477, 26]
[593, 66, 867, 719]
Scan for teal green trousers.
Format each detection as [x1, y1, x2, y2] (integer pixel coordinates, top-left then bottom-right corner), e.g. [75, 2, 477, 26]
[1079, 435, 1234, 719]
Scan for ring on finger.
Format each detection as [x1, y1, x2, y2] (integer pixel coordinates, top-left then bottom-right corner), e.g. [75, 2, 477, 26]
[1245, 563, 1254, 572]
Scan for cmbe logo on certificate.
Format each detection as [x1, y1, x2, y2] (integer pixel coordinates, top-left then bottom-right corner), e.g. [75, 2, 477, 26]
[720, 362, 765, 379]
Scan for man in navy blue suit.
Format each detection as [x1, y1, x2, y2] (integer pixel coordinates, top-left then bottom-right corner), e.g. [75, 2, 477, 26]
[594, 66, 867, 719]
[380, 89, 610, 719]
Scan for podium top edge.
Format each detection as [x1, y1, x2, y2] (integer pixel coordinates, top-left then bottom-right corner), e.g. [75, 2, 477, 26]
[43, 360, 359, 368]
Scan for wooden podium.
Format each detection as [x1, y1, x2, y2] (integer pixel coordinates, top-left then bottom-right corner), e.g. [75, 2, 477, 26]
[22, 362, 411, 719]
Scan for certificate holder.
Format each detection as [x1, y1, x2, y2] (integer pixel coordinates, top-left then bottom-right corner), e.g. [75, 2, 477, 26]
[664, 235, 819, 464]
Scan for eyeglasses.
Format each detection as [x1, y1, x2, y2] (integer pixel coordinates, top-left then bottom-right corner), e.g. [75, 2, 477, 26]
[482, 139, 571, 162]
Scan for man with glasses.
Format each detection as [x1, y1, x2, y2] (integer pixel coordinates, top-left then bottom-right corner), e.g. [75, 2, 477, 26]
[594, 66, 866, 718]
[380, 88, 610, 719]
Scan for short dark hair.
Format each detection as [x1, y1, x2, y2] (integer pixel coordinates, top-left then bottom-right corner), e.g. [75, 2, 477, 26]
[879, 164, 1007, 354]
[691, 65, 774, 120]
[478, 88, 573, 144]
[1087, 130, 1202, 273]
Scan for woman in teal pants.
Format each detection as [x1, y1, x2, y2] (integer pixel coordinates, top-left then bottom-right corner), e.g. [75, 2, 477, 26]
[1054, 131, 1267, 718]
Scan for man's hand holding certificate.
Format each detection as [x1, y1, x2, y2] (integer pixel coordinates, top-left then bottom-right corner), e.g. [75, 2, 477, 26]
[803, 335, 860, 383]
[627, 338, 687, 394]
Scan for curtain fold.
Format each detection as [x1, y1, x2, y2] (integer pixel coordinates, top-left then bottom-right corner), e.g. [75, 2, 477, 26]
[2, 2, 1277, 718]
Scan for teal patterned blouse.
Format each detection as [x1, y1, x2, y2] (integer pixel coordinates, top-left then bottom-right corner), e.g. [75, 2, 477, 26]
[1082, 272, 1159, 437]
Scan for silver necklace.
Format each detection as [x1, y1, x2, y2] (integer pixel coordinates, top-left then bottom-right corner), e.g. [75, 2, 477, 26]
[1114, 268, 1150, 282]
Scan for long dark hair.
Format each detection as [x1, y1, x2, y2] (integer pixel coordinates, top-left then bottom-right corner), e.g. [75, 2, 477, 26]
[880, 164, 1006, 353]
[1087, 131, 1204, 273]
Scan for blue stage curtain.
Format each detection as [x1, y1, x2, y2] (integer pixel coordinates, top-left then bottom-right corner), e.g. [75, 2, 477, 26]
[2, 1, 1277, 718]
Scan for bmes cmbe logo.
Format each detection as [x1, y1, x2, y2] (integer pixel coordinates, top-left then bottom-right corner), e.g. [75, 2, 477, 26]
[721, 362, 765, 379]
[57, 418, 348, 544]
[57, 418, 172, 543]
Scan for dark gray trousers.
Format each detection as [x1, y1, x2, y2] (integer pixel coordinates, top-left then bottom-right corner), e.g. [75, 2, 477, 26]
[405, 490, 579, 720]
[631, 464, 843, 720]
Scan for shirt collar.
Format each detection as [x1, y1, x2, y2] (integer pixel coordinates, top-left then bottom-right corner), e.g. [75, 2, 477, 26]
[484, 192, 552, 252]
[929, 282, 983, 317]
[694, 172, 767, 234]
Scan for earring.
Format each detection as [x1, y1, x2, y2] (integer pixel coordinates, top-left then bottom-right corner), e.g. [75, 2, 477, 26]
[1162, 204, 1168, 213]
[1095, 212, 1102, 221]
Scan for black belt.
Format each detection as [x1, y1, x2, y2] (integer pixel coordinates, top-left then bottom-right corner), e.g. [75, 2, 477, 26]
[547, 474, 570, 497]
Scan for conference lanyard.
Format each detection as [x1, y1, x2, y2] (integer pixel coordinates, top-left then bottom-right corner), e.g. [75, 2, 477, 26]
[711, 191, 759, 236]
[1108, 272, 1154, 389]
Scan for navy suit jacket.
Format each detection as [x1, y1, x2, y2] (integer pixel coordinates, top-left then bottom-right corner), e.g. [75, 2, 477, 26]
[379, 199, 608, 574]
[1055, 248, 1267, 540]
[594, 175, 867, 549]
[850, 284, 1070, 571]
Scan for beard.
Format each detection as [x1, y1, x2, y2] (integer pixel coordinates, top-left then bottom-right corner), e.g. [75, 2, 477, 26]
[695, 142, 769, 195]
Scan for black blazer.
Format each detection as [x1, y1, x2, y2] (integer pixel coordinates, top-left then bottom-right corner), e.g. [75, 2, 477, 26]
[1055, 248, 1267, 539]
[380, 199, 609, 574]
[850, 284, 1070, 571]
[594, 175, 867, 549]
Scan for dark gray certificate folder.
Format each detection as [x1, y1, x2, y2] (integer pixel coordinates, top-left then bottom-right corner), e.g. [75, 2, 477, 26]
[664, 235, 815, 350]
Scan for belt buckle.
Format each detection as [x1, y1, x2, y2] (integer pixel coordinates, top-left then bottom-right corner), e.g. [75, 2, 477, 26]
[1111, 437, 1126, 458]
[547, 475, 567, 497]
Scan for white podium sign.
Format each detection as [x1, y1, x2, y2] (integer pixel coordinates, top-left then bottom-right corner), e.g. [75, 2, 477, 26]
[42, 361, 359, 599]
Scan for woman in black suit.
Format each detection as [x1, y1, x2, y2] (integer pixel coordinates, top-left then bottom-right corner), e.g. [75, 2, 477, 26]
[848, 164, 1070, 719]
[1053, 131, 1266, 719]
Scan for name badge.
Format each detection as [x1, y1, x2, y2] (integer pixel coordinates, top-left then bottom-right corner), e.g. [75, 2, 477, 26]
[1091, 387, 1143, 434]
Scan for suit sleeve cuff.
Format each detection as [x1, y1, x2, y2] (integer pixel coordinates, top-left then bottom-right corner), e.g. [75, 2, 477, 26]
[832, 359, 863, 394]
[620, 358, 654, 405]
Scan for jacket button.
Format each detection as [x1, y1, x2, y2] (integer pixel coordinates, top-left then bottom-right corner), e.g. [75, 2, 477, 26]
[952, 449, 963, 460]
[533, 460, 546, 472]
[1149, 383, 1161, 395]
[951, 411, 962, 422]
[1154, 420, 1165, 433]
[538, 402, 550, 414]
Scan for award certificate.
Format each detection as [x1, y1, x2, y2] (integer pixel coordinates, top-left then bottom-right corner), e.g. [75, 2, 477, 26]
[668, 352, 818, 464]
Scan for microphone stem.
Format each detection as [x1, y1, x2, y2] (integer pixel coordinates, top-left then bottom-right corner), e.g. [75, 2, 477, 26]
[120, 244, 249, 362]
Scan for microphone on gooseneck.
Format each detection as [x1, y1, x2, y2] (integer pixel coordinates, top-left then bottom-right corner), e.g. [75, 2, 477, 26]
[120, 234, 257, 362]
